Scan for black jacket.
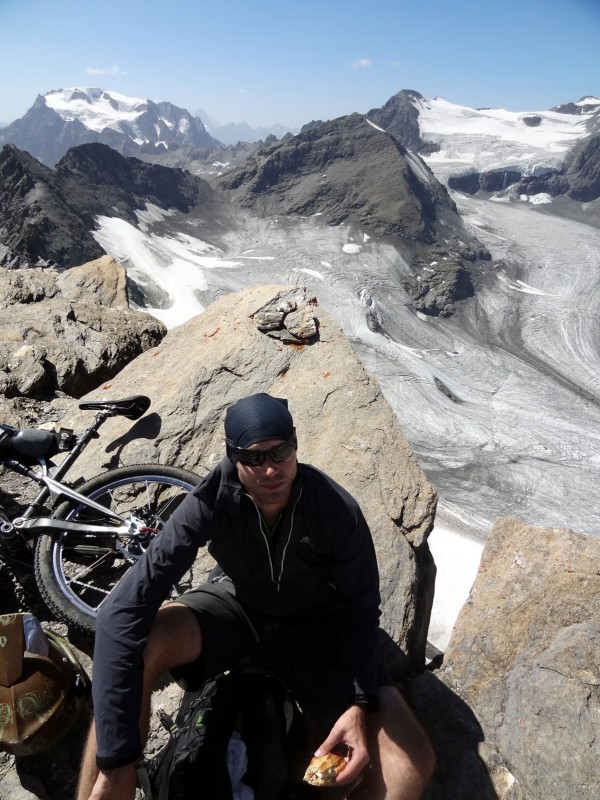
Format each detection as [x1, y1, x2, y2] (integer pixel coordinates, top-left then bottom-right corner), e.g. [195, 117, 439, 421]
[93, 458, 382, 769]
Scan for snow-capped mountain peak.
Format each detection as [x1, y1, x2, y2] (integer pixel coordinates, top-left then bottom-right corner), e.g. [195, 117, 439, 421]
[44, 88, 147, 134]
[551, 95, 600, 114]
[43, 89, 148, 133]
[0, 87, 220, 166]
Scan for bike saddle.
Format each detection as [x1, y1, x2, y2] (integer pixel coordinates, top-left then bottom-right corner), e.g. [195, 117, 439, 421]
[78, 395, 151, 420]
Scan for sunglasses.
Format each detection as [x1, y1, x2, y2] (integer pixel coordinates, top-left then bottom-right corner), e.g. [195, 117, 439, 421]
[228, 436, 297, 467]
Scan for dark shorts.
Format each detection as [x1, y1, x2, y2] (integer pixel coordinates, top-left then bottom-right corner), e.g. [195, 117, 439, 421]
[170, 582, 390, 743]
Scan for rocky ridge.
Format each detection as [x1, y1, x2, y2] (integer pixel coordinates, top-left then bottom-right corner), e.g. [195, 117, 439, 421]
[215, 113, 490, 315]
[366, 89, 441, 156]
[1, 124, 491, 317]
[3, 86, 598, 209]
[0, 142, 214, 270]
[0, 256, 166, 398]
[216, 113, 452, 243]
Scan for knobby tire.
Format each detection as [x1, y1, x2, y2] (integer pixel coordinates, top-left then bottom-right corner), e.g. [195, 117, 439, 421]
[34, 464, 202, 635]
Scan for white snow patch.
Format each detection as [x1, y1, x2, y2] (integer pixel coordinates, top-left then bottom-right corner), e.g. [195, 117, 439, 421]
[528, 193, 553, 205]
[135, 204, 175, 232]
[366, 117, 386, 133]
[405, 149, 432, 184]
[428, 521, 483, 651]
[45, 87, 147, 135]
[497, 273, 558, 296]
[293, 268, 324, 280]
[342, 243, 361, 254]
[92, 216, 243, 327]
[419, 95, 593, 176]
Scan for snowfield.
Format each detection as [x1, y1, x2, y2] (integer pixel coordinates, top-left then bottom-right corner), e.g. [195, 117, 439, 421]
[418, 94, 596, 177]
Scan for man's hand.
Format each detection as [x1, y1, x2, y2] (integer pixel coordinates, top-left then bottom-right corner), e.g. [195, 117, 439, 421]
[313, 704, 370, 786]
[85, 764, 138, 800]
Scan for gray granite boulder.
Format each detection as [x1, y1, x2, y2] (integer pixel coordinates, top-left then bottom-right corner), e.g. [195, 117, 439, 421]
[409, 517, 600, 800]
[0, 256, 166, 398]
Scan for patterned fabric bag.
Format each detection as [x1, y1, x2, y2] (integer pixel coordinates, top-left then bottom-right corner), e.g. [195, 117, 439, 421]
[0, 613, 90, 756]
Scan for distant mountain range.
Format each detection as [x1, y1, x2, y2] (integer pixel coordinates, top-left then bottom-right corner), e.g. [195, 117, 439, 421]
[0, 88, 224, 167]
[194, 108, 299, 145]
[0, 86, 599, 277]
[0, 109, 489, 324]
[0, 89, 299, 168]
[2, 87, 598, 178]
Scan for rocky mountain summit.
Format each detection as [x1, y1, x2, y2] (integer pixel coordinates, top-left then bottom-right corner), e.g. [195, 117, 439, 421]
[215, 113, 490, 315]
[0, 142, 214, 270]
[216, 113, 451, 242]
[1, 282, 597, 800]
[366, 89, 441, 156]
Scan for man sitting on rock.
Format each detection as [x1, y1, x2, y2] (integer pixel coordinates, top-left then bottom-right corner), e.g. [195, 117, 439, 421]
[77, 392, 435, 800]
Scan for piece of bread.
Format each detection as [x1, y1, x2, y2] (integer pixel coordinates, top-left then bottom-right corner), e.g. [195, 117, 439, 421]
[303, 752, 347, 786]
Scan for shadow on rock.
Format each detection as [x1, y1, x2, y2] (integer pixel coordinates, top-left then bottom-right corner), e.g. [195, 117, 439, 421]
[407, 670, 499, 800]
[0, 553, 51, 624]
[378, 628, 410, 681]
[103, 411, 162, 465]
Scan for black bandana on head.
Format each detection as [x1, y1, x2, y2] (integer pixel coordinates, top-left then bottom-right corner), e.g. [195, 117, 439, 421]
[225, 393, 294, 458]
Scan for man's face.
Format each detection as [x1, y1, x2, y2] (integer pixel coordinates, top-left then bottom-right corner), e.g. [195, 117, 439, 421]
[235, 438, 298, 512]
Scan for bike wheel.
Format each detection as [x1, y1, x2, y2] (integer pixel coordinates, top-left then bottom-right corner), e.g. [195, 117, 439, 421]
[34, 465, 202, 635]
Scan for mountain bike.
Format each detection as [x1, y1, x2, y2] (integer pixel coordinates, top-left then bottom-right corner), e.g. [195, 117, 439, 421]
[0, 395, 202, 634]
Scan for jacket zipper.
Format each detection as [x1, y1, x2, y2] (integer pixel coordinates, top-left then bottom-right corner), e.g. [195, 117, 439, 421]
[251, 500, 276, 585]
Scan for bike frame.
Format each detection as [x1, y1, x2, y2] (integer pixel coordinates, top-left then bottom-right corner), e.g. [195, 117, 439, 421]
[1, 410, 138, 542]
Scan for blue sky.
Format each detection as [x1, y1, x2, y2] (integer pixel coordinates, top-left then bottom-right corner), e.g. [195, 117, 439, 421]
[0, 0, 598, 128]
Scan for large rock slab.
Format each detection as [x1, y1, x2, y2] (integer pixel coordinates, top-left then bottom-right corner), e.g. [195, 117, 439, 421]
[60, 284, 437, 670]
[409, 518, 600, 799]
[0, 256, 166, 398]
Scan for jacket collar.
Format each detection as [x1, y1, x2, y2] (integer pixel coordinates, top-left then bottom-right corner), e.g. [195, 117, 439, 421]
[214, 456, 304, 515]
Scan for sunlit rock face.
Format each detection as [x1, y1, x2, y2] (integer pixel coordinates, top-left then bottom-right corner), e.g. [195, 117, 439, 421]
[0, 142, 212, 269]
[0, 257, 166, 398]
[409, 518, 600, 800]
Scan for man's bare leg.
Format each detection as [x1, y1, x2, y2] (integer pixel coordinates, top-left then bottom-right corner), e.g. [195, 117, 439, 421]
[350, 685, 435, 800]
[77, 604, 203, 800]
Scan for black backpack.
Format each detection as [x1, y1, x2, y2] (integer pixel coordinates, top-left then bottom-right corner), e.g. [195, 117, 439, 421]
[139, 669, 302, 800]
